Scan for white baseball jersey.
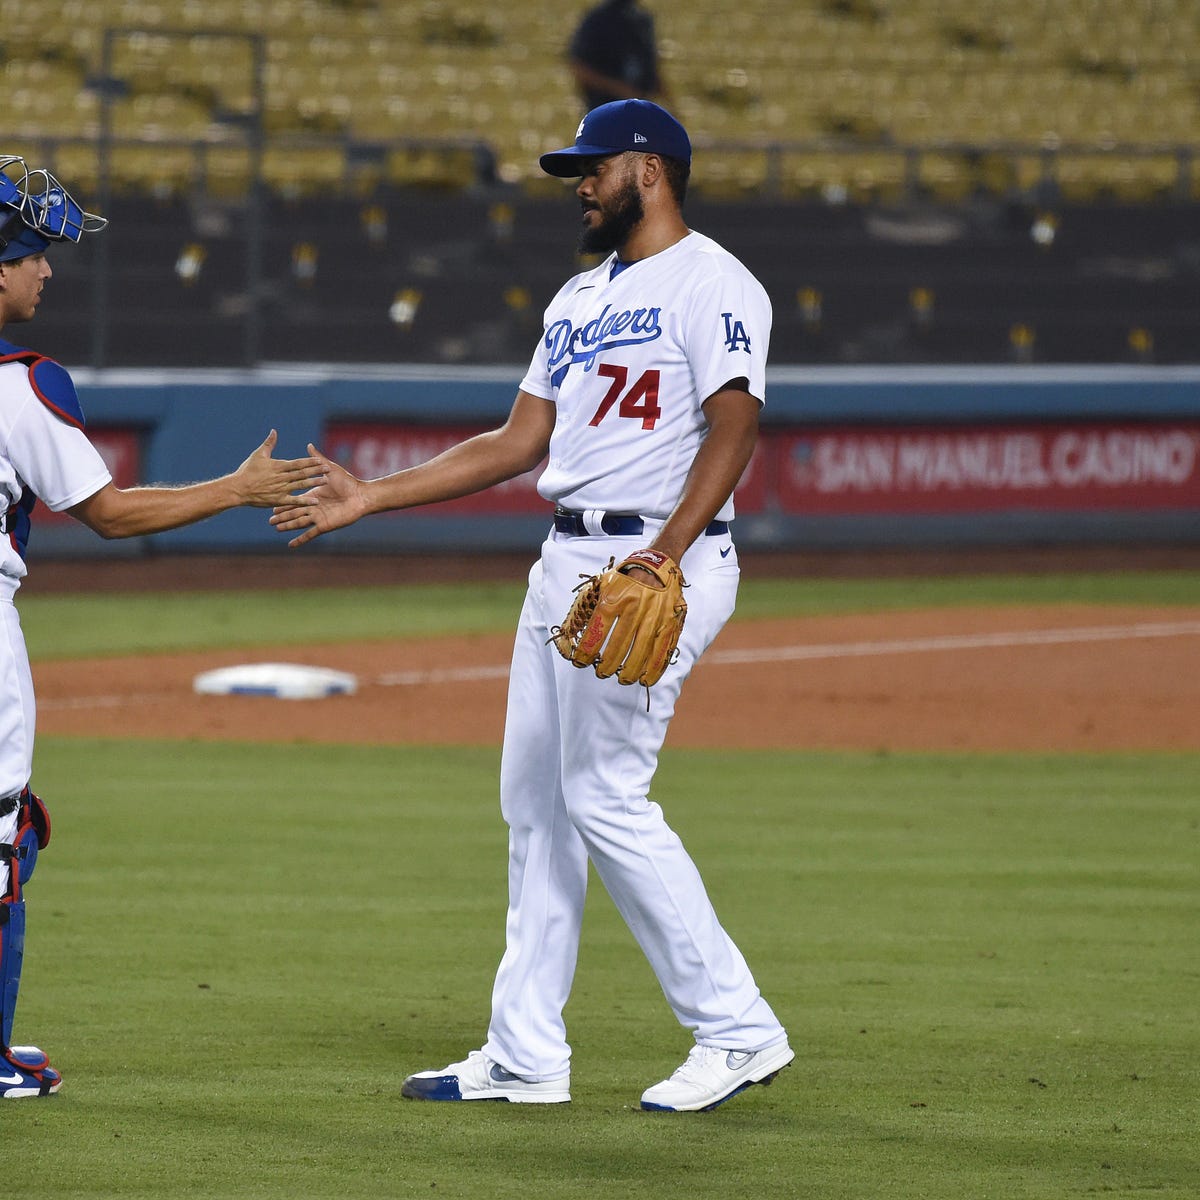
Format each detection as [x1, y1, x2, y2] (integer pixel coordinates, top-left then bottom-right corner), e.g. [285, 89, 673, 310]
[0, 355, 110, 598]
[520, 231, 771, 521]
[1, 348, 109, 801]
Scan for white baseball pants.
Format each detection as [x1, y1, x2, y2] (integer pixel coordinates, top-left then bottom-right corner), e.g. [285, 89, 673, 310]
[482, 529, 787, 1081]
[0, 598, 36, 896]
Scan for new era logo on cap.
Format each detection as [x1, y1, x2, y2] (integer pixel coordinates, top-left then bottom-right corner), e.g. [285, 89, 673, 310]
[540, 99, 692, 177]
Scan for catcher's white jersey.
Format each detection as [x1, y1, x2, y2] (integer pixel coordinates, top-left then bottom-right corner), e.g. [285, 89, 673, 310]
[520, 231, 771, 521]
[2, 354, 109, 798]
[0, 359, 110, 597]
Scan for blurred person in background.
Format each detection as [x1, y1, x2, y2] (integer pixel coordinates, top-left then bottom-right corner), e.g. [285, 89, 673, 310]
[569, 0, 669, 112]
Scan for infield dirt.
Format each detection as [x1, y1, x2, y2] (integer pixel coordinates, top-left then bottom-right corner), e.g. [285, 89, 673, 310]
[29, 550, 1200, 753]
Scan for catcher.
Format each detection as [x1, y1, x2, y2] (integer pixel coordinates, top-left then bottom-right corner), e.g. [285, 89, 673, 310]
[272, 100, 792, 1112]
[0, 154, 321, 1097]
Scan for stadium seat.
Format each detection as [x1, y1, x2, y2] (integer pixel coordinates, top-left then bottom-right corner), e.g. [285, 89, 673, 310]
[10, 0, 1200, 207]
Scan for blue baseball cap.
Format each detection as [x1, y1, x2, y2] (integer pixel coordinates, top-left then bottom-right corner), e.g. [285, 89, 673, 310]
[540, 99, 692, 177]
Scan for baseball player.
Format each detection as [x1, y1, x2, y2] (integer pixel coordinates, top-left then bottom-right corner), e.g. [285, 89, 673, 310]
[271, 100, 793, 1112]
[0, 154, 321, 1098]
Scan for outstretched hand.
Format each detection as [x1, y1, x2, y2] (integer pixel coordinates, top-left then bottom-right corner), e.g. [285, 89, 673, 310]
[233, 430, 326, 507]
[269, 443, 369, 547]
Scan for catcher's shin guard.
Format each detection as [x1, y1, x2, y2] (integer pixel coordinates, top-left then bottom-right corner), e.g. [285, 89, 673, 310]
[0, 895, 24, 1049]
[0, 790, 59, 1097]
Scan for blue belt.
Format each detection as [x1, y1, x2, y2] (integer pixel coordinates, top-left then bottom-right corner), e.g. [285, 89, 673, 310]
[553, 507, 729, 538]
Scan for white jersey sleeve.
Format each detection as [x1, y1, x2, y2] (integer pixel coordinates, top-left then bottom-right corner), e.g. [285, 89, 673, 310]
[4, 383, 111, 512]
[683, 246, 771, 406]
[520, 231, 771, 522]
[1, 361, 111, 585]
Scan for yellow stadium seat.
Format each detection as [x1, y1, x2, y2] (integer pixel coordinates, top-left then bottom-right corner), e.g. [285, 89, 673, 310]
[108, 141, 200, 196]
[384, 144, 478, 191]
[916, 152, 977, 202]
[262, 143, 347, 197]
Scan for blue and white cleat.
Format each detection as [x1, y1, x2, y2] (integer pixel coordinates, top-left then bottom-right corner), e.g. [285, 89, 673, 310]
[640, 1040, 794, 1112]
[401, 1050, 570, 1103]
[1, 1046, 61, 1099]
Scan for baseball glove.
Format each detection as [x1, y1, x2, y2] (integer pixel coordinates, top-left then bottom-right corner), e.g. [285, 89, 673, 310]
[551, 549, 687, 687]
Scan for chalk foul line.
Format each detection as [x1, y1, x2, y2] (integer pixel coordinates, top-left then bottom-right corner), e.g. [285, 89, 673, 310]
[705, 619, 1200, 666]
[373, 619, 1200, 682]
[375, 665, 511, 686]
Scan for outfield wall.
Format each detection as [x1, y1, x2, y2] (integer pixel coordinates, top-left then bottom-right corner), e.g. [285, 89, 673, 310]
[35, 364, 1200, 557]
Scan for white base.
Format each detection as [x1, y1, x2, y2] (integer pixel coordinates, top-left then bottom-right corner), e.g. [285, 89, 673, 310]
[193, 662, 358, 700]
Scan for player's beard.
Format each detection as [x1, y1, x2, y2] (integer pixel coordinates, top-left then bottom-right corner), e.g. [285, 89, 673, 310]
[578, 177, 645, 255]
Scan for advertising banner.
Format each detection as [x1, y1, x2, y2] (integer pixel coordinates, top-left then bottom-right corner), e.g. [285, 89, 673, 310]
[777, 423, 1200, 514]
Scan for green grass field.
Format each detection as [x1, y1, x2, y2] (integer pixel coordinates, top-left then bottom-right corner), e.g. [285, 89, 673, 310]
[7, 571, 1200, 1198]
[20, 569, 1200, 659]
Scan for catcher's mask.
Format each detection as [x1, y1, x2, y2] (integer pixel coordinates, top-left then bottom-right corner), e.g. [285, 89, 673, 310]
[0, 154, 107, 263]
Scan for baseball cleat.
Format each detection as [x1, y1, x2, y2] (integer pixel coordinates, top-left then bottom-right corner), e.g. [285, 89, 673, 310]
[401, 1050, 570, 1104]
[1, 1046, 61, 1099]
[640, 1040, 794, 1112]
